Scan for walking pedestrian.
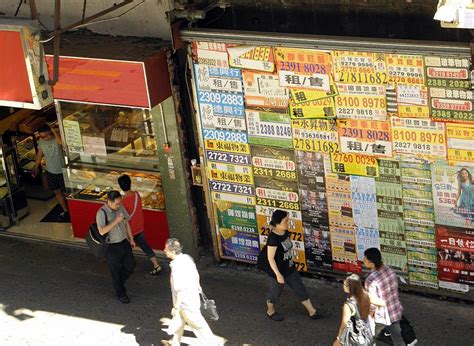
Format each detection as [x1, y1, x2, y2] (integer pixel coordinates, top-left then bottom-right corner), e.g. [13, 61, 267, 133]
[363, 248, 404, 345]
[32, 124, 68, 218]
[333, 274, 374, 346]
[118, 174, 162, 275]
[260, 209, 320, 321]
[97, 190, 136, 304]
[161, 238, 224, 345]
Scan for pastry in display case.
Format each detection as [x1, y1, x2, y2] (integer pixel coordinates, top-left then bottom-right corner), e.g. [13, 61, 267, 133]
[64, 166, 165, 211]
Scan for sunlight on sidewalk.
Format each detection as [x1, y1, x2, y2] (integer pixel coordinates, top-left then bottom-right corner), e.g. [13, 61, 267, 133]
[0, 304, 137, 345]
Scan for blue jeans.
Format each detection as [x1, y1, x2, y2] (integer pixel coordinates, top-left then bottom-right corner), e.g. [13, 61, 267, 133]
[133, 232, 156, 258]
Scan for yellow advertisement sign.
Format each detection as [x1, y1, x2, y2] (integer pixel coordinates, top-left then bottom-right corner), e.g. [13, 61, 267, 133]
[446, 123, 474, 166]
[205, 139, 250, 155]
[331, 153, 379, 177]
[289, 96, 336, 119]
[292, 119, 339, 153]
[386, 54, 425, 85]
[290, 88, 338, 104]
[333, 51, 388, 85]
[228, 46, 275, 72]
[208, 162, 254, 184]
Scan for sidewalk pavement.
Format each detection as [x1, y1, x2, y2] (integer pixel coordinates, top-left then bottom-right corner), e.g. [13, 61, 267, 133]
[0, 236, 472, 345]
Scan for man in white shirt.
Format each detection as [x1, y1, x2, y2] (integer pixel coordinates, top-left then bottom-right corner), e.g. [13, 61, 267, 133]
[162, 238, 224, 345]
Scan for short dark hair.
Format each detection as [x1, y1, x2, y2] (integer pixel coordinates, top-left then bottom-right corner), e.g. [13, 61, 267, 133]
[38, 124, 51, 133]
[270, 209, 288, 227]
[166, 238, 183, 254]
[118, 174, 131, 192]
[106, 190, 122, 202]
[364, 248, 383, 269]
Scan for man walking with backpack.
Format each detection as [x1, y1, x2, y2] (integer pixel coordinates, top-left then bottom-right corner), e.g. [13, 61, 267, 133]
[363, 248, 404, 345]
[97, 190, 136, 304]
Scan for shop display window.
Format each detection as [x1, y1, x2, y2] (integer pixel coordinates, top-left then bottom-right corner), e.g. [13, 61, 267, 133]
[58, 102, 159, 171]
[63, 166, 165, 211]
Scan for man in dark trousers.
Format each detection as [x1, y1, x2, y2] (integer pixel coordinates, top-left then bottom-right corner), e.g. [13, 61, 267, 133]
[97, 190, 136, 303]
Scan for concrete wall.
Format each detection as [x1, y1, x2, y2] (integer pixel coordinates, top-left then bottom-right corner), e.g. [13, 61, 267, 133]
[0, 0, 172, 39]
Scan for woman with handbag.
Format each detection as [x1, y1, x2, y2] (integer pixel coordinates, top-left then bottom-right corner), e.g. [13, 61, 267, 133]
[333, 274, 377, 346]
[260, 209, 320, 321]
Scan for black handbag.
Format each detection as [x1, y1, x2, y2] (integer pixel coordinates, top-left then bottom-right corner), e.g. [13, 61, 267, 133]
[86, 209, 109, 257]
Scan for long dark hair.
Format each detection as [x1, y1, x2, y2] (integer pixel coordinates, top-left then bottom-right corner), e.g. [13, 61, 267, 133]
[345, 274, 370, 320]
[457, 168, 473, 184]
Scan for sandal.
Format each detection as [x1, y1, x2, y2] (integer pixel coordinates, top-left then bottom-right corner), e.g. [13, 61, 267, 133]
[267, 312, 284, 321]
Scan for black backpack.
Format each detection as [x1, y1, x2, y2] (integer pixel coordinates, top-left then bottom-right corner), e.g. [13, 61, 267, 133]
[85, 209, 109, 257]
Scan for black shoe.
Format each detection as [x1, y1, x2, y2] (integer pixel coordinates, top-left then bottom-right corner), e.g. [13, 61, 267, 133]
[118, 295, 130, 304]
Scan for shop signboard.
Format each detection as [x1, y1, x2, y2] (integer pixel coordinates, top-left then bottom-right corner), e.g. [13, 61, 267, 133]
[337, 119, 392, 157]
[228, 46, 275, 72]
[431, 163, 474, 229]
[391, 117, 446, 157]
[446, 123, 474, 166]
[274, 48, 332, 91]
[436, 225, 473, 291]
[246, 110, 293, 148]
[194, 64, 243, 93]
[331, 153, 379, 177]
[242, 71, 288, 109]
[429, 87, 474, 122]
[292, 119, 339, 153]
[192, 41, 229, 68]
[334, 84, 387, 120]
[333, 51, 388, 85]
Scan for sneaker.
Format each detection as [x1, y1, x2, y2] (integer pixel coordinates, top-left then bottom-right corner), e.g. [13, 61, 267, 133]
[150, 265, 162, 275]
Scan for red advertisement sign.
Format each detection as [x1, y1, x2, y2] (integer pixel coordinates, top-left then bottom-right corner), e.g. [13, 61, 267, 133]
[436, 225, 474, 287]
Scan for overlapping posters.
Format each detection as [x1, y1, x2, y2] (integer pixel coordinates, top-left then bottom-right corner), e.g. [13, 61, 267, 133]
[386, 54, 430, 118]
[401, 158, 438, 289]
[337, 119, 392, 157]
[425, 56, 471, 90]
[214, 201, 259, 263]
[228, 46, 275, 72]
[333, 51, 388, 85]
[334, 84, 387, 121]
[246, 110, 292, 148]
[289, 92, 336, 119]
[292, 119, 339, 153]
[391, 117, 446, 158]
[274, 48, 333, 91]
[351, 176, 380, 261]
[331, 153, 379, 177]
[436, 225, 473, 292]
[431, 163, 474, 229]
[446, 123, 474, 166]
[192, 41, 229, 68]
[296, 151, 332, 269]
[194, 64, 243, 93]
[376, 159, 407, 275]
[242, 71, 288, 109]
[429, 87, 474, 123]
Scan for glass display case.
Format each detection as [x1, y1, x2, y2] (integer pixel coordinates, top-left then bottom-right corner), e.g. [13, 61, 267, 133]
[63, 165, 165, 210]
[57, 102, 160, 171]
[0, 144, 28, 229]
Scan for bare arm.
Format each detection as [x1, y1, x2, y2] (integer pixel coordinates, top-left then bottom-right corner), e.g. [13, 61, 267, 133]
[267, 245, 284, 283]
[333, 303, 352, 345]
[126, 221, 136, 247]
[32, 148, 44, 177]
[51, 126, 63, 146]
[98, 214, 123, 235]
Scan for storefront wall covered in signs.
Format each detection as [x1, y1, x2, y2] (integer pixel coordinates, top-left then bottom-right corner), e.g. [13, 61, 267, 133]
[183, 29, 474, 299]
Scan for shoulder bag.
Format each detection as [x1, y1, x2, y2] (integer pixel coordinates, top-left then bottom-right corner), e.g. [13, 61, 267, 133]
[200, 290, 219, 321]
[340, 300, 374, 346]
[86, 209, 110, 257]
